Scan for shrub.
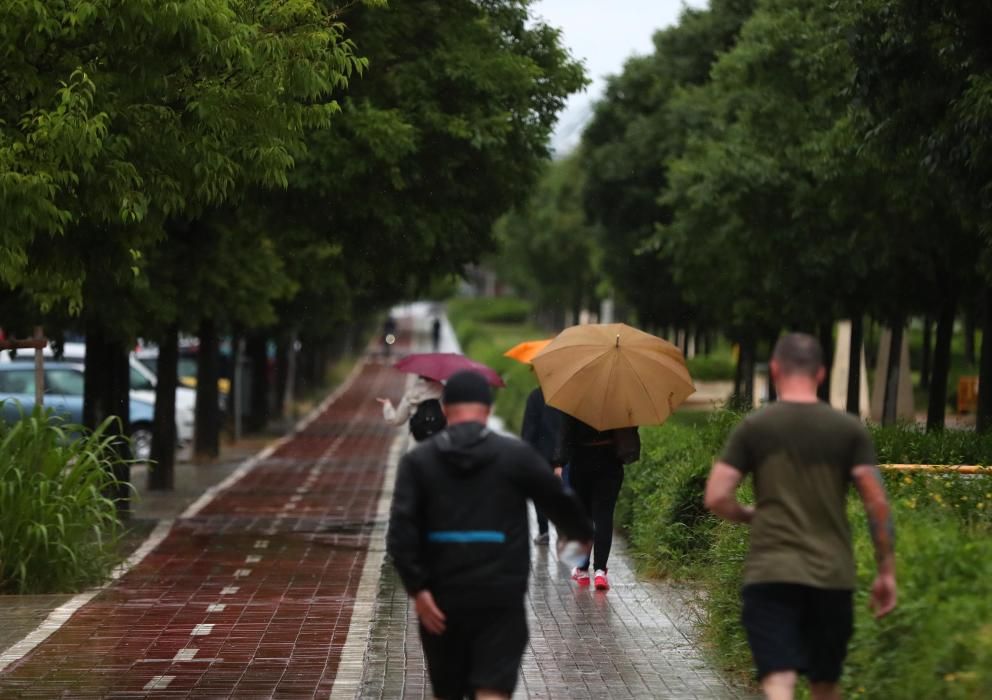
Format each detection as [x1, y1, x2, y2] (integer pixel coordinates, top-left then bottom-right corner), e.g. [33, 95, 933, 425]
[0, 408, 127, 593]
[447, 297, 533, 325]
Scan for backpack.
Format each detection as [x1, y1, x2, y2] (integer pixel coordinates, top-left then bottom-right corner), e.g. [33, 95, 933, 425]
[613, 427, 641, 465]
[409, 398, 446, 441]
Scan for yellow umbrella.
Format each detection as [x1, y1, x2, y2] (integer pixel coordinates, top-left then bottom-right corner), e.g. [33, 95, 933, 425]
[503, 339, 552, 365]
[531, 323, 695, 430]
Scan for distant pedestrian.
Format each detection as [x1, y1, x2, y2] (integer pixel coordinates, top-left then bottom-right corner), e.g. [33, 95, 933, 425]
[553, 416, 640, 591]
[704, 333, 896, 700]
[432, 317, 443, 352]
[377, 375, 446, 442]
[382, 315, 398, 357]
[520, 385, 561, 544]
[387, 371, 593, 700]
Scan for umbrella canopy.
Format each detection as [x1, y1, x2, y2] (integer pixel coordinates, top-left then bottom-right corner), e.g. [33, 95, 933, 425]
[394, 352, 505, 388]
[503, 339, 552, 365]
[531, 323, 695, 430]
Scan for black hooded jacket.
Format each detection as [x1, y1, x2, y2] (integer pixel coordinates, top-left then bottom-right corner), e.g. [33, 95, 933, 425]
[386, 421, 593, 610]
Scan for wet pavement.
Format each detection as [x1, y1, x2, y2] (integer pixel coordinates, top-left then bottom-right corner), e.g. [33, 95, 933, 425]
[359, 513, 756, 700]
[0, 315, 756, 699]
[0, 359, 406, 698]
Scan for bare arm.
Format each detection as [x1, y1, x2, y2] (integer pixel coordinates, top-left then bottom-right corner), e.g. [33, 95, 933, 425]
[704, 462, 754, 524]
[852, 464, 897, 618]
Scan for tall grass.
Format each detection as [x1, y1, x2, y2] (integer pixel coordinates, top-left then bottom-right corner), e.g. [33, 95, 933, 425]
[0, 407, 127, 593]
[621, 412, 992, 698]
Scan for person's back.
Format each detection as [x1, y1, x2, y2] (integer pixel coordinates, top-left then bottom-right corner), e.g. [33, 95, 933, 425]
[723, 401, 870, 589]
[387, 371, 592, 700]
[705, 333, 895, 700]
[395, 421, 581, 607]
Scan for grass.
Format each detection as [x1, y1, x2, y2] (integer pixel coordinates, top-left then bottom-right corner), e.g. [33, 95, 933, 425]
[618, 412, 992, 698]
[0, 408, 127, 593]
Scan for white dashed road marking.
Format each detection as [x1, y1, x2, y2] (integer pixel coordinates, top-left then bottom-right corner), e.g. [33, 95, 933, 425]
[234, 569, 251, 578]
[143, 676, 175, 690]
[191, 624, 214, 636]
[220, 586, 239, 595]
[206, 604, 226, 613]
[173, 648, 198, 662]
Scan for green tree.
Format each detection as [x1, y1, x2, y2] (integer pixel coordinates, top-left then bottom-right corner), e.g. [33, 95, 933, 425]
[491, 154, 600, 326]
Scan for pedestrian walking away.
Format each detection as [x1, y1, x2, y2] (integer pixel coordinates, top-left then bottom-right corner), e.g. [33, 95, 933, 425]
[520, 384, 562, 544]
[704, 333, 897, 700]
[377, 374, 446, 442]
[553, 415, 640, 591]
[387, 370, 594, 700]
[432, 317, 443, 351]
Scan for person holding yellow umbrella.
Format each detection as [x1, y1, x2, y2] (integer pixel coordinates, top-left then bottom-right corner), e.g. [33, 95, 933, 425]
[534, 323, 695, 591]
[505, 340, 559, 544]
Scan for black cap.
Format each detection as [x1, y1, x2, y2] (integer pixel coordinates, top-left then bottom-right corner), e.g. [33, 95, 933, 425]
[442, 370, 493, 406]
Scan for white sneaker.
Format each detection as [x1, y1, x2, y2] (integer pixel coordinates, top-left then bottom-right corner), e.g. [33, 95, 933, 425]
[571, 567, 591, 586]
[594, 569, 610, 591]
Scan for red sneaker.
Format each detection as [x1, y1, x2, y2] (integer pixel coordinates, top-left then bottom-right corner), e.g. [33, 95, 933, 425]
[594, 569, 610, 591]
[571, 568, 591, 586]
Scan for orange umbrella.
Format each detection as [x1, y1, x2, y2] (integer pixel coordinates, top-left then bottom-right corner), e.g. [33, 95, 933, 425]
[531, 323, 695, 430]
[503, 339, 553, 365]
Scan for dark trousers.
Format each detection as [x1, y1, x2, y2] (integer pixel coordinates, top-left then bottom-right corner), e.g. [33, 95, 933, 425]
[535, 460, 557, 535]
[568, 448, 624, 571]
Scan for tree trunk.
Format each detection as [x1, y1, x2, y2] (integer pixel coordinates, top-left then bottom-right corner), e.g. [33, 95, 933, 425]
[194, 318, 221, 459]
[920, 316, 933, 390]
[83, 325, 131, 516]
[847, 316, 864, 416]
[741, 337, 756, 410]
[246, 334, 270, 432]
[882, 322, 904, 426]
[926, 294, 957, 432]
[149, 324, 179, 490]
[274, 335, 289, 422]
[977, 288, 992, 432]
[766, 333, 779, 403]
[817, 321, 834, 402]
[733, 341, 744, 402]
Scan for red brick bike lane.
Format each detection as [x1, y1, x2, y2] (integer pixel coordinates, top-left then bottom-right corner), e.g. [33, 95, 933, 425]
[0, 359, 408, 698]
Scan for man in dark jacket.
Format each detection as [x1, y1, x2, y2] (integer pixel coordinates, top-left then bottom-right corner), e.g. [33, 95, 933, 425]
[387, 370, 593, 700]
[520, 385, 561, 544]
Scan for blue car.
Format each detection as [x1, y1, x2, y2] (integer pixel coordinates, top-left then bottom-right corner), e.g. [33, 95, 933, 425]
[0, 362, 155, 461]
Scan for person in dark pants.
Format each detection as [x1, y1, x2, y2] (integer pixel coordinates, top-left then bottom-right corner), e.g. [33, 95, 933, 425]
[520, 385, 561, 544]
[704, 333, 896, 700]
[432, 317, 443, 351]
[553, 416, 633, 591]
[387, 371, 593, 700]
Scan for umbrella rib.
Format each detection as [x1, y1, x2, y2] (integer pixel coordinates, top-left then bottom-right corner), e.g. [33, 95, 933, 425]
[616, 350, 666, 422]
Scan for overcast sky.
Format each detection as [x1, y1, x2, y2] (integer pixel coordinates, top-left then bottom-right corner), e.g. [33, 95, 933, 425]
[530, 0, 707, 153]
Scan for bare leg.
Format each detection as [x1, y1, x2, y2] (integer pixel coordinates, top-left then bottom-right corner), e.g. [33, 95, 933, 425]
[810, 682, 842, 700]
[762, 671, 798, 700]
[476, 689, 511, 700]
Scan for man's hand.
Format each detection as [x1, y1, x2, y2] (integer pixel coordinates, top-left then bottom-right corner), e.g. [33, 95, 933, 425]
[414, 590, 446, 635]
[375, 398, 389, 406]
[869, 572, 897, 619]
[553, 466, 563, 479]
[704, 462, 753, 524]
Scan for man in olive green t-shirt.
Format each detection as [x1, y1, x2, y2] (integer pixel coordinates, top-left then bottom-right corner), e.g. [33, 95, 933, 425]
[705, 333, 896, 700]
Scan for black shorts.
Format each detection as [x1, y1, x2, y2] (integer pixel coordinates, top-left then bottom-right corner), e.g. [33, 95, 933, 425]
[741, 583, 854, 683]
[419, 605, 528, 699]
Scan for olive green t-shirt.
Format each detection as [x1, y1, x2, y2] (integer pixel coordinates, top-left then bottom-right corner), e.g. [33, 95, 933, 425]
[720, 401, 876, 590]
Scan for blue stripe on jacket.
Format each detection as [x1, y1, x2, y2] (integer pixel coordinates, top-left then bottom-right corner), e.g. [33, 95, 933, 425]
[427, 530, 506, 543]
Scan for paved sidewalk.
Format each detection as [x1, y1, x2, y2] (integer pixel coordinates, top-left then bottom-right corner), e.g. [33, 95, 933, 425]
[0, 359, 407, 698]
[359, 513, 756, 700]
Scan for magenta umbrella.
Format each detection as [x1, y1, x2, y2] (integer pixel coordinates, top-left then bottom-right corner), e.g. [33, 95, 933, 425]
[394, 353, 505, 388]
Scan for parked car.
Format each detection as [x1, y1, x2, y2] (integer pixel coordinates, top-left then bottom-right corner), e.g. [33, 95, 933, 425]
[2, 342, 196, 444]
[134, 344, 230, 409]
[0, 362, 156, 461]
